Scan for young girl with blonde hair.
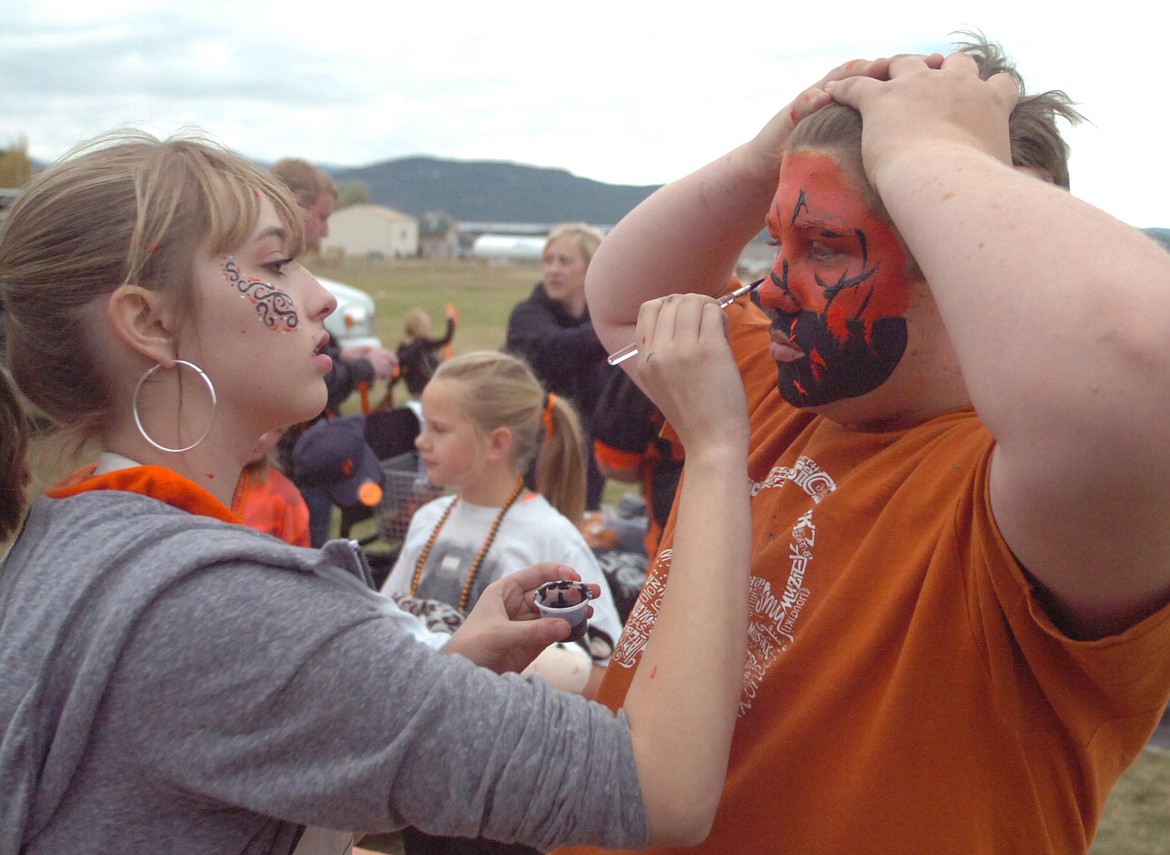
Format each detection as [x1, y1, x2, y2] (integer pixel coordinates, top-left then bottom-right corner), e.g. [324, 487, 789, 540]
[382, 351, 622, 694]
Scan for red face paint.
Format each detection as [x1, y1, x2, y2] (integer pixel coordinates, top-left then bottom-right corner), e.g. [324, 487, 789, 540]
[759, 151, 910, 407]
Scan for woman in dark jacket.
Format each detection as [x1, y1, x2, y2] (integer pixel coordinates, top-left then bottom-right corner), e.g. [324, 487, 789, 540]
[504, 223, 613, 511]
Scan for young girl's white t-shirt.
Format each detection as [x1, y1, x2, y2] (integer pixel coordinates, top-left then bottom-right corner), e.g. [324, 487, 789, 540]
[382, 492, 622, 660]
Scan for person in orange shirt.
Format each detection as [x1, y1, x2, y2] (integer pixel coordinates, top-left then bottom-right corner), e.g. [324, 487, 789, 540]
[237, 427, 311, 547]
[560, 33, 1170, 855]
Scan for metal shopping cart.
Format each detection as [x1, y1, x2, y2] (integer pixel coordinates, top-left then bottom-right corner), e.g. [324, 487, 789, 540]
[376, 450, 445, 549]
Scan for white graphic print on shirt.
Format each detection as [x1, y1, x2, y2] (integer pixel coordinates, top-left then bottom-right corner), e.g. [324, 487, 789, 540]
[611, 455, 836, 715]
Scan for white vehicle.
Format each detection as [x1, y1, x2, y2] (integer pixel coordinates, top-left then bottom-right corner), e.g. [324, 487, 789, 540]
[318, 276, 382, 351]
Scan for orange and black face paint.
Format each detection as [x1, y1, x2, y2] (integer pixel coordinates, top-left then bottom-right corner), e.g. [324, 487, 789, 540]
[221, 258, 299, 332]
[760, 152, 910, 408]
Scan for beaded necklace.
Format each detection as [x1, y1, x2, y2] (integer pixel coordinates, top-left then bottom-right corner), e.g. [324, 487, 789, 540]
[410, 475, 526, 612]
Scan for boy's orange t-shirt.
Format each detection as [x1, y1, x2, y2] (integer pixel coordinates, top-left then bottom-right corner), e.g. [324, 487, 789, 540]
[559, 299, 1170, 855]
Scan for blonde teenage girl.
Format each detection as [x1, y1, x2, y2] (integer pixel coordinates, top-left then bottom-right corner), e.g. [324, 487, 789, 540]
[0, 129, 756, 854]
[382, 351, 623, 696]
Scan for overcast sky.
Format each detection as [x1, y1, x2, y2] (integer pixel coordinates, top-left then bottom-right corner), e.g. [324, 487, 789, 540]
[3, 0, 1166, 227]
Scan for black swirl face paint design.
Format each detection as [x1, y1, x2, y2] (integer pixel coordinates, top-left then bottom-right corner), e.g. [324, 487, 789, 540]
[221, 258, 299, 332]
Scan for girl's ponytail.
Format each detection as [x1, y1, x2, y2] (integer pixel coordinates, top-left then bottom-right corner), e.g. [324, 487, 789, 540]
[534, 393, 587, 526]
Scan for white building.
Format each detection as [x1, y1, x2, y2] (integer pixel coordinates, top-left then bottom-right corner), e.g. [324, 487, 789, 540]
[322, 203, 419, 260]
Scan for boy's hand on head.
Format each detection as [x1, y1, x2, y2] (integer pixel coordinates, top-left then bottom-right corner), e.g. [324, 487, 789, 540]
[826, 51, 1018, 185]
[743, 56, 904, 184]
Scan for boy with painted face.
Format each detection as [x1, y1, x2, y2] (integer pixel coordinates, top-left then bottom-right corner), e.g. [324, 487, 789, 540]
[762, 148, 913, 407]
[556, 35, 1170, 855]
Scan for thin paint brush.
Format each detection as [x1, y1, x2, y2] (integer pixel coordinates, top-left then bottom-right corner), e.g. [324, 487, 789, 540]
[606, 277, 765, 366]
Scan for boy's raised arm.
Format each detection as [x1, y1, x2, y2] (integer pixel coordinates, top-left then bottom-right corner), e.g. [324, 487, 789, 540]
[830, 53, 1170, 636]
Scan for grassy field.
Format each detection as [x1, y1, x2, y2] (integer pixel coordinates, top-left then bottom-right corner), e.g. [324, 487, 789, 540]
[7, 256, 1169, 850]
[1094, 748, 1170, 854]
[315, 256, 538, 358]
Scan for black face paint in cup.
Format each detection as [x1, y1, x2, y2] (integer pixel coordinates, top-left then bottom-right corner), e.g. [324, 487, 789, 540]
[533, 580, 592, 641]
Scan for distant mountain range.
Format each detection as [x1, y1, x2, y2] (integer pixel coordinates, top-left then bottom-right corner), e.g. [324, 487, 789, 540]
[18, 154, 657, 227]
[326, 156, 662, 227]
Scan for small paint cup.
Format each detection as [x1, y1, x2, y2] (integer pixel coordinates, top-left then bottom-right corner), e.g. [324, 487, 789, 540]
[533, 580, 592, 641]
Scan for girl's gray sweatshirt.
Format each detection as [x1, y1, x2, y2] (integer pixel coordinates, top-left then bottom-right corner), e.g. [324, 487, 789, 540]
[0, 491, 647, 854]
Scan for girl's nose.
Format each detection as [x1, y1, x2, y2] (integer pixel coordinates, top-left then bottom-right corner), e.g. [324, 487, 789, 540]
[307, 271, 337, 322]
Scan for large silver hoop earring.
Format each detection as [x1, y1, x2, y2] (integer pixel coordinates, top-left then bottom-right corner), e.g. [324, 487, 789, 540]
[132, 359, 218, 454]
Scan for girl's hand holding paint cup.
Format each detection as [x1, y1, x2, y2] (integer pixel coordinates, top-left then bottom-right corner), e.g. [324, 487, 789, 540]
[445, 563, 594, 673]
[533, 580, 594, 641]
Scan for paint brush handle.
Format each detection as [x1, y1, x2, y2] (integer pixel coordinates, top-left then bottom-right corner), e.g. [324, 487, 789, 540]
[607, 342, 641, 366]
[605, 277, 764, 366]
